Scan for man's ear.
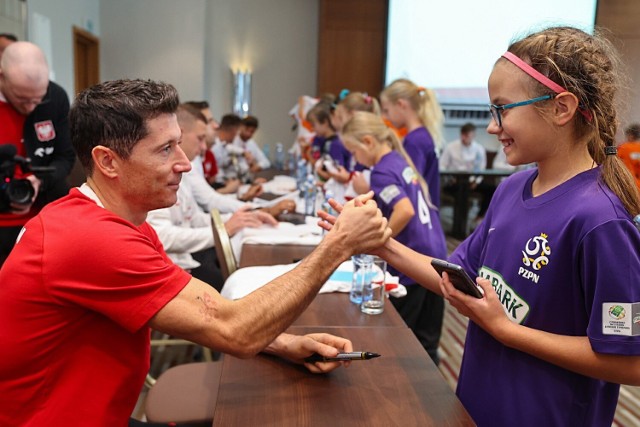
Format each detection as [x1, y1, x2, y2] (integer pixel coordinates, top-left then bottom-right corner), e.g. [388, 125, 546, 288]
[553, 92, 580, 126]
[91, 145, 120, 179]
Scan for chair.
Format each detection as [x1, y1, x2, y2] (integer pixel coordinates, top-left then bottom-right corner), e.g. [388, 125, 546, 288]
[144, 361, 223, 425]
[145, 330, 213, 389]
[210, 209, 237, 280]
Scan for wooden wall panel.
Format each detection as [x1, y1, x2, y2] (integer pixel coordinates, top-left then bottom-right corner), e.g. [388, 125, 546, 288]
[596, 0, 640, 135]
[318, 0, 388, 97]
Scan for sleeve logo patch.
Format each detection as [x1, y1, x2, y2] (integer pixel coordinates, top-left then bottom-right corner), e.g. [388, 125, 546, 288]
[401, 166, 417, 184]
[34, 120, 55, 142]
[602, 303, 640, 336]
[380, 185, 400, 204]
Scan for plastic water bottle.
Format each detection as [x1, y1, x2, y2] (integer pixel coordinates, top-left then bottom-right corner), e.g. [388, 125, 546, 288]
[296, 159, 307, 191]
[350, 254, 373, 304]
[303, 174, 317, 216]
[274, 143, 285, 170]
[287, 151, 296, 173]
[262, 143, 270, 163]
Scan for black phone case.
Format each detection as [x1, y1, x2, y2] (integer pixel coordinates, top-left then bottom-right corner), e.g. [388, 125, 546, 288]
[430, 259, 483, 298]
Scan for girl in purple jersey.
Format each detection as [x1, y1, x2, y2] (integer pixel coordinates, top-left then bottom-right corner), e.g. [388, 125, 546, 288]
[321, 26, 640, 426]
[342, 112, 447, 364]
[380, 79, 444, 207]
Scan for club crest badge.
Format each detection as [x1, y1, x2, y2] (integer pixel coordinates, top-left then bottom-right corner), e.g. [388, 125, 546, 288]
[35, 120, 55, 142]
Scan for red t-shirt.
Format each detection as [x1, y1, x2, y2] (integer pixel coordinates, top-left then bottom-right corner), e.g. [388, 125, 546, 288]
[0, 188, 191, 425]
[202, 149, 218, 182]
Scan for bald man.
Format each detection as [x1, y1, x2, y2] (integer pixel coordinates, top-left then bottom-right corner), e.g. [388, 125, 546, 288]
[0, 41, 75, 266]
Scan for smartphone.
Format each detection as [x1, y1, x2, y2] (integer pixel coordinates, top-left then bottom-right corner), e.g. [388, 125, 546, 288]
[430, 258, 484, 298]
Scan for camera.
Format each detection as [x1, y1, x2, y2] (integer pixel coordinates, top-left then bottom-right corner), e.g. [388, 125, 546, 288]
[0, 145, 35, 213]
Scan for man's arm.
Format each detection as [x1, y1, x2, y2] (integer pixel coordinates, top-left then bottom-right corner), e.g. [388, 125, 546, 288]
[247, 140, 271, 169]
[184, 169, 246, 213]
[150, 197, 391, 358]
[146, 207, 213, 254]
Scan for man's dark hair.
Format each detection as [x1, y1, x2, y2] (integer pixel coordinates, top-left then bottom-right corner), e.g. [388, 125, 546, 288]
[184, 100, 209, 111]
[70, 79, 180, 175]
[625, 123, 640, 141]
[0, 33, 18, 42]
[241, 115, 259, 129]
[461, 122, 476, 135]
[177, 103, 208, 127]
[219, 114, 241, 130]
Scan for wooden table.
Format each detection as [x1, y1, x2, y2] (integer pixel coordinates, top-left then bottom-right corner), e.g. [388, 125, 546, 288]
[239, 242, 316, 267]
[293, 293, 405, 328]
[213, 326, 474, 426]
[440, 169, 512, 238]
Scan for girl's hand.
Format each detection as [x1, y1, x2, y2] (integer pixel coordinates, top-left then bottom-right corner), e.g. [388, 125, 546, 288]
[330, 166, 351, 183]
[317, 192, 373, 232]
[439, 272, 511, 337]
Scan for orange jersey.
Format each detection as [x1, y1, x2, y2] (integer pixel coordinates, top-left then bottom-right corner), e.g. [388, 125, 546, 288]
[617, 141, 640, 190]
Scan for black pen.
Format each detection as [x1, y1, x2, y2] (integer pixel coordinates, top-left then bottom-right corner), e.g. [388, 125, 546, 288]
[304, 351, 381, 363]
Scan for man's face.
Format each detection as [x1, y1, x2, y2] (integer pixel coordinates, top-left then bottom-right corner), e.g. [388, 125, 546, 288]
[200, 107, 219, 146]
[181, 119, 208, 161]
[239, 125, 256, 141]
[0, 71, 48, 115]
[461, 131, 475, 146]
[115, 113, 191, 216]
[218, 125, 239, 144]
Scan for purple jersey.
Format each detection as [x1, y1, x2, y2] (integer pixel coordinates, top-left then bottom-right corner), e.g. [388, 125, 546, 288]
[371, 151, 447, 285]
[403, 127, 440, 207]
[312, 135, 352, 170]
[449, 167, 640, 426]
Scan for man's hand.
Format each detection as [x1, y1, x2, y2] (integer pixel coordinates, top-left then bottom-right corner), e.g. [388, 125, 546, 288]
[265, 332, 353, 374]
[263, 199, 297, 218]
[224, 207, 277, 236]
[239, 184, 263, 202]
[321, 192, 391, 256]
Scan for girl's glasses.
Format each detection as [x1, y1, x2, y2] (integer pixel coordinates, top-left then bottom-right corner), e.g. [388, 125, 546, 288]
[488, 95, 552, 127]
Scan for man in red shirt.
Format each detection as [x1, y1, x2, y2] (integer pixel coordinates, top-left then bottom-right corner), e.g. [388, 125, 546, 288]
[0, 79, 391, 425]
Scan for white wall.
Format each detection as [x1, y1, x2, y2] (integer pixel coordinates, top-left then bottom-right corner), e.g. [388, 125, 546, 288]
[27, 0, 100, 98]
[205, 0, 318, 151]
[100, 0, 319, 152]
[100, 0, 207, 101]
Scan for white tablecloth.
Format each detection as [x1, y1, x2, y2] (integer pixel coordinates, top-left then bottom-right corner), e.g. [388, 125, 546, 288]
[230, 217, 323, 262]
[221, 260, 404, 300]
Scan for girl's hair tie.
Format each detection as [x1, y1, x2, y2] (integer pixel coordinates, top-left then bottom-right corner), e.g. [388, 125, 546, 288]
[604, 146, 618, 156]
[363, 93, 372, 104]
[416, 86, 426, 94]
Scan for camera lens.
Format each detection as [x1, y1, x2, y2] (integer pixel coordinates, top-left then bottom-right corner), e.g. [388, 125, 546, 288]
[7, 179, 35, 204]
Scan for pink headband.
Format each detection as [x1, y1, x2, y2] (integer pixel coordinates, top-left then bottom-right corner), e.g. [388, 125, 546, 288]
[502, 51, 593, 122]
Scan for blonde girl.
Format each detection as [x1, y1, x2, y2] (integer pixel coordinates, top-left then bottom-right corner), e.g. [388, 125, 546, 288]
[380, 79, 444, 207]
[342, 111, 447, 364]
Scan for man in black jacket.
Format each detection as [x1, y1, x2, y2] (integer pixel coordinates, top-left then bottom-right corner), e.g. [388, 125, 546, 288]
[0, 41, 75, 266]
